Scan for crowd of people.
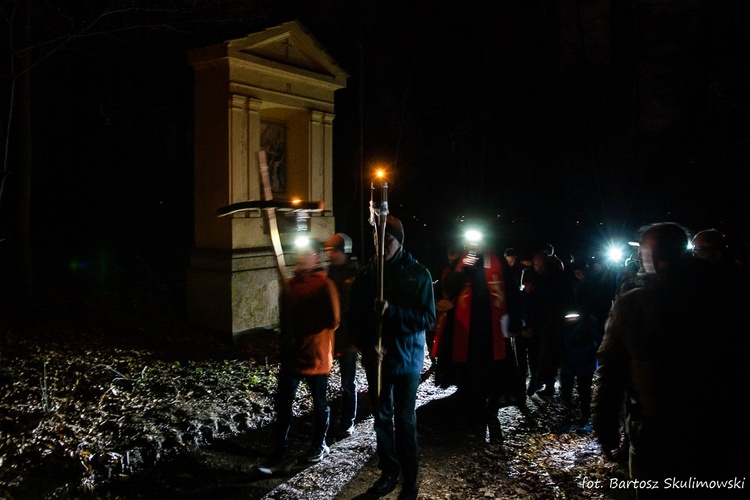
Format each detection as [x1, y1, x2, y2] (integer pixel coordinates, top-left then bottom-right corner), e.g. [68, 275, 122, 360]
[256, 217, 749, 499]
[428, 235, 619, 438]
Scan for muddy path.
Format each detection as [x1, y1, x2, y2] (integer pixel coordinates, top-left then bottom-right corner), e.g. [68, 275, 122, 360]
[90, 378, 631, 500]
[1, 291, 630, 499]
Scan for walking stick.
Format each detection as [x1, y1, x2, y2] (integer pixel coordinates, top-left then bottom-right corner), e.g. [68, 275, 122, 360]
[369, 170, 389, 396]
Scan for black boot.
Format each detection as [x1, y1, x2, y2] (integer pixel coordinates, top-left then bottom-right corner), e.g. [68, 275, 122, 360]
[367, 468, 400, 497]
[488, 416, 504, 444]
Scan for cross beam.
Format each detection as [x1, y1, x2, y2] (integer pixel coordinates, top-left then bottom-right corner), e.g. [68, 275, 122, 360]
[216, 151, 324, 280]
[217, 199, 324, 217]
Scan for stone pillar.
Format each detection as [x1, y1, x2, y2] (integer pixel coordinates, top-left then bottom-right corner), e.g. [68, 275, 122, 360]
[186, 21, 348, 335]
[310, 111, 335, 210]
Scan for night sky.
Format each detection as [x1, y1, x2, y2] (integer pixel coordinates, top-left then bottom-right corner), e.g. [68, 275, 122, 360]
[1, 0, 748, 292]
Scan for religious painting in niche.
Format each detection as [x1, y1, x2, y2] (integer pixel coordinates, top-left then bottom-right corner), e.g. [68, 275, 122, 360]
[261, 121, 287, 193]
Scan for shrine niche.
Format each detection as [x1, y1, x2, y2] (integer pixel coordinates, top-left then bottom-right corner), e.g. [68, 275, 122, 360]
[187, 21, 348, 335]
[260, 121, 287, 193]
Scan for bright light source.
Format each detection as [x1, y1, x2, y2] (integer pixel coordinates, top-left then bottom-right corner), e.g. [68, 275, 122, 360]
[294, 236, 310, 248]
[464, 229, 483, 244]
[606, 245, 624, 263]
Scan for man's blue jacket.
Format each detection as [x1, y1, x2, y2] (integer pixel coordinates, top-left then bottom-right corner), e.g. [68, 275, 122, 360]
[349, 248, 436, 376]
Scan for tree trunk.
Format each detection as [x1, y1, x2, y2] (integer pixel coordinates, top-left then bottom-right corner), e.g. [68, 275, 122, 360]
[18, 0, 34, 306]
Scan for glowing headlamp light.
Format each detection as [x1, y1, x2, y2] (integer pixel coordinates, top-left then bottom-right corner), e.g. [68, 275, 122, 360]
[295, 236, 311, 249]
[464, 229, 483, 244]
[606, 246, 624, 263]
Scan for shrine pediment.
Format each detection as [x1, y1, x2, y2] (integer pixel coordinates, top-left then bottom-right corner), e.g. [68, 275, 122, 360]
[226, 21, 348, 88]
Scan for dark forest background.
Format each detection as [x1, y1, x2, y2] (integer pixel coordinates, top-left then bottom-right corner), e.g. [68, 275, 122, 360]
[1, 0, 748, 309]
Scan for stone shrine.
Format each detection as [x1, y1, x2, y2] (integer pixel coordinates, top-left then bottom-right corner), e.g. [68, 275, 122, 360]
[187, 22, 348, 334]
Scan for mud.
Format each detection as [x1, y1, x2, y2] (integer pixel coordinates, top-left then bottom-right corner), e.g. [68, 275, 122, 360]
[1, 291, 630, 499]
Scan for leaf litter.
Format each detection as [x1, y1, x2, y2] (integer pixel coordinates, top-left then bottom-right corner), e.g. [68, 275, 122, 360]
[0, 287, 630, 499]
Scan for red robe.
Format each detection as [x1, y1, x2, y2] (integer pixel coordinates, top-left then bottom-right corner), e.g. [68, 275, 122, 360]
[449, 251, 508, 362]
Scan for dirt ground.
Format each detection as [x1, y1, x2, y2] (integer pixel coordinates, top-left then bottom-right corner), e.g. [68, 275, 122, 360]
[0, 287, 633, 499]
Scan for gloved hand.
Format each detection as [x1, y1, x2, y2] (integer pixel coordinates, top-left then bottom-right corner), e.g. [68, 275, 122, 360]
[374, 344, 387, 363]
[462, 252, 479, 267]
[436, 298, 454, 313]
[374, 299, 389, 317]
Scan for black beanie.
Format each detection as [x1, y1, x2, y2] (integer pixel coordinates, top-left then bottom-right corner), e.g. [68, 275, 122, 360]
[385, 215, 404, 245]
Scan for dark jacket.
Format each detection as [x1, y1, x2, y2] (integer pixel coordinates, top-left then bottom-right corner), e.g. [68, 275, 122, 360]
[327, 258, 359, 355]
[349, 248, 436, 376]
[519, 281, 551, 335]
[279, 268, 340, 376]
[560, 314, 599, 378]
[592, 258, 747, 476]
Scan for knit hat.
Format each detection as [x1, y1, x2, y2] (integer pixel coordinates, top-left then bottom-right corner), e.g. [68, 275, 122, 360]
[324, 233, 353, 254]
[385, 215, 404, 245]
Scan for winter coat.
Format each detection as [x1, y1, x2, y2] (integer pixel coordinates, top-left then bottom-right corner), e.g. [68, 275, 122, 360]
[519, 286, 551, 335]
[279, 268, 340, 376]
[559, 314, 599, 378]
[349, 248, 435, 376]
[592, 258, 747, 476]
[327, 259, 360, 355]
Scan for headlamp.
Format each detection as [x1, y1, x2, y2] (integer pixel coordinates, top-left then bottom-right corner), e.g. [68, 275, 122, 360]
[464, 229, 483, 244]
[295, 236, 311, 249]
[606, 246, 624, 263]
